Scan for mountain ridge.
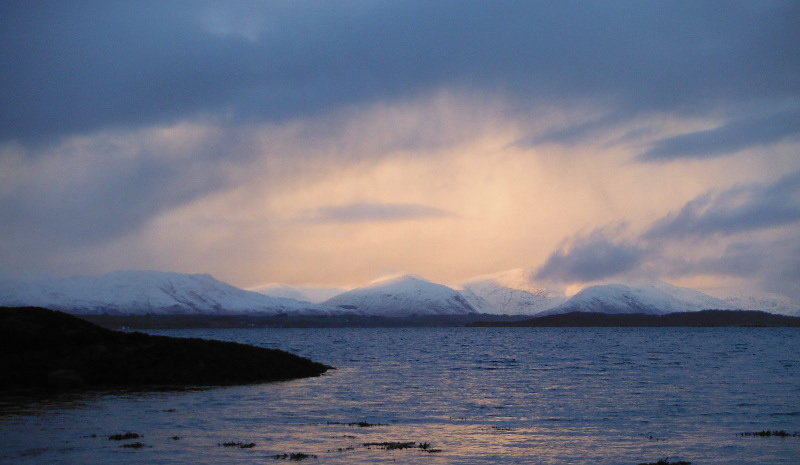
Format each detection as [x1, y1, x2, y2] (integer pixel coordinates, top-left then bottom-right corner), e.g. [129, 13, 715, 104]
[541, 281, 736, 316]
[248, 283, 347, 304]
[323, 275, 477, 316]
[0, 270, 332, 316]
[1, 269, 797, 318]
[455, 268, 567, 315]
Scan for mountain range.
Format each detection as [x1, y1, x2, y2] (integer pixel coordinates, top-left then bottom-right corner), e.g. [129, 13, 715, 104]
[0, 270, 331, 316]
[1, 269, 797, 317]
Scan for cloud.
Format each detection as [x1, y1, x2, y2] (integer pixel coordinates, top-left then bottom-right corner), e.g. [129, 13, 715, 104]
[655, 238, 800, 300]
[1, 2, 799, 298]
[768, 241, 800, 299]
[535, 171, 800, 289]
[0, 123, 237, 252]
[304, 203, 452, 223]
[2, 1, 798, 147]
[659, 241, 765, 278]
[639, 109, 800, 161]
[534, 226, 644, 283]
[644, 171, 800, 239]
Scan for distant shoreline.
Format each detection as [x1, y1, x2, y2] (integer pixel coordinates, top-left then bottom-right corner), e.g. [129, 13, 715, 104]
[73, 309, 800, 329]
[469, 310, 800, 327]
[78, 313, 531, 329]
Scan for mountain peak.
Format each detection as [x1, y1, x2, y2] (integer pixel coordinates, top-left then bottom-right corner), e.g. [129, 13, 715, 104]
[544, 281, 734, 315]
[0, 270, 331, 315]
[367, 273, 427, 286]
[323, 274, 476, 316]
[457, 269, 566, 315]
[249, 283, 346, 304]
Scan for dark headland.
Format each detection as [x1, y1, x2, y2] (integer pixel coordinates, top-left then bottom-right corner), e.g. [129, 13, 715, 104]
[0, 307, 331, 391]
[468, 310, 800, 327]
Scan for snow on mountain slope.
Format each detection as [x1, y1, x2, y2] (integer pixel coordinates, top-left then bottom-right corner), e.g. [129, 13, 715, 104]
[457, 269, 567, 315]
[0, 270, 333, 315]
[323, 275, 477, 316]
[4, 269, 791, 319]
[723, 293, 800, 316]
[249, 283, 346, 304]
[544, 280, 735, 315]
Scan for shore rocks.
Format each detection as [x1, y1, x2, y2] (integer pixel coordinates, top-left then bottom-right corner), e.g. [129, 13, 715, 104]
[0, 307, 331, 390]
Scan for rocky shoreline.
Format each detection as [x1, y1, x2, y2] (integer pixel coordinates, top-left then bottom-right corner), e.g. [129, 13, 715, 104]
[0, 307, 332, 391]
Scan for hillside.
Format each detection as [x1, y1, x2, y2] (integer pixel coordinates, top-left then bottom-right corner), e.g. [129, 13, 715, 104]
[457, 269, 566, 315]
[723, 293, 800, 316]
[0, 271, 332, 316]
[249, 283, 346, 304]
[543, 281, 734, 315]
[323, 275, 476, 316]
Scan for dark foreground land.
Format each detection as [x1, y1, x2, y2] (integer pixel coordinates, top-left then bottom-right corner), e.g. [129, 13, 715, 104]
[0, 307, 331, 391]
[469, 310, 800, 327]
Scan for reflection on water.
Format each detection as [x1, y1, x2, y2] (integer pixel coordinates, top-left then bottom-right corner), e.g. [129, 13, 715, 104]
[1, 327, 799, 464]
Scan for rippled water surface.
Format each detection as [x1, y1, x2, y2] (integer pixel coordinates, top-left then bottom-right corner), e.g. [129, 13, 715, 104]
[1, 327, 799, 464]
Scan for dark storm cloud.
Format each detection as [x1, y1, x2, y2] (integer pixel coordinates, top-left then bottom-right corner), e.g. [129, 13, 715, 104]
[767, 241, 800, 299]
[518, 115, 619, 147]
[639, 109, 800, 161]
[536, 171, 800, 290]
[0, 135, 233, 251]
[3, 1, 799, 290]
[638, 174, 800, 299]
[659, 239, 800, 300]
[644, 171, 800, 239]
[305, 203, 452, 223]
[662, 242, 766, 278]
[2, 1, 798, 146]
[537, 170, 800, 285]
[534, 227, 644, 282]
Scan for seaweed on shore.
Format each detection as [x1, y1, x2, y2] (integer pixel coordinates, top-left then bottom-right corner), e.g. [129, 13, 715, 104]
[490, 425, 515, 431]
[363, 441, 442, 453]
[219, 441, 256, 448]
[272, 452, 317, 460]
[108, 432, 139, 441]
[418, 442, 441, 452]
[741, 430, 799, 437]
[364, 441, 417, 450]
[326, 421, 385, 427]
[120, 442, 145, 449]
[637, 460, 691, 465]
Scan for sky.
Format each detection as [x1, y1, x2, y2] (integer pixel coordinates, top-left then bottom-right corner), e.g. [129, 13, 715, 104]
[1, 1, 799, 299]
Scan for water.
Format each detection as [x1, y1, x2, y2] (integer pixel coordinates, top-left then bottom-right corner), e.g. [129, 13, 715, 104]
[1, 327, 799, 464]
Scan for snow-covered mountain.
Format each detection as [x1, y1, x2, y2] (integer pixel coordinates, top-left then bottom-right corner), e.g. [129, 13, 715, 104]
[723, 293, 800, 316]
[544, 280, 735, 315]
[249, 283, 346, 304]
[456, 269, 567, 315]
[0, 270, 333, 315]
[2, 269, 794, 319]
[323, 275, 477, 316]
